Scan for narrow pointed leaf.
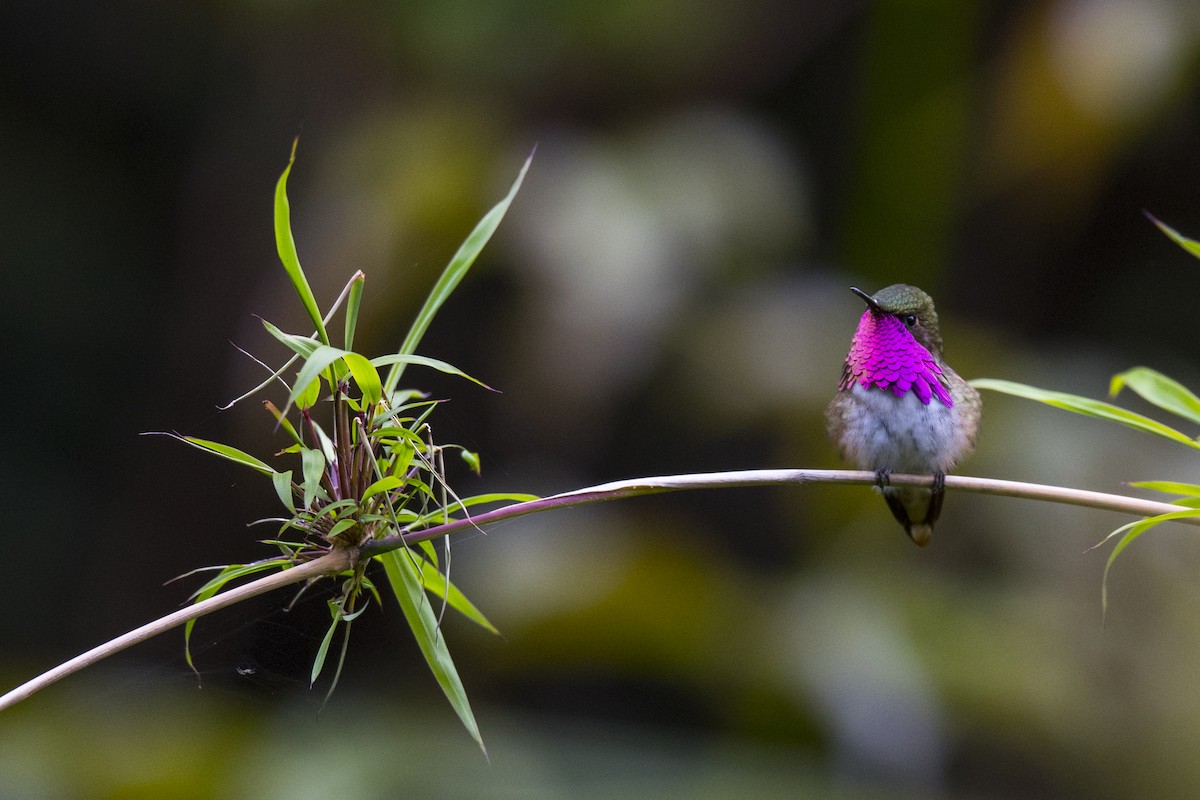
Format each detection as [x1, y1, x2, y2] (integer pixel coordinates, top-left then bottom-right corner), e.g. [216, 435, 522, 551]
[418, 539, 438, 567]
[415, 557, 500, 635]
[263, 401, 303, 444]
[345, 271, 365, 351]
[311, 611, 340, 686]
[381, 548, 486, 754]
[363, 475, 403, 500]
[371, 354, 494, 391]
[272, 469, 296, 513]
[1167, 497, 1200, 508]
[300, 447, 326, 509]
[1145, 211, 1200, 260]
[285, 345, 350, 418]
[343, 351, 383, 405]
[310, 420, 338, 465]
[176, 436, 275, 475]
[327, 518, 359, 539]
[384, 152, 532, 394]
[455, 491, 540, 506]
[295, 370, 321, 410]
[1110, 367, 1200, 428]
[183, 560, 290, 669]
[261, 320, 321, 359]
[1101, 508, 1200, 613]
[412, 492, 541, 527]
[275, 140, 330, 345]
[971, 378, 1200, 451]
[1128, 481, 1200, 497]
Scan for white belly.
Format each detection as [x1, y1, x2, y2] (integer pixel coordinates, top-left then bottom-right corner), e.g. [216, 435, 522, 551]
[831, 383, 973, 474]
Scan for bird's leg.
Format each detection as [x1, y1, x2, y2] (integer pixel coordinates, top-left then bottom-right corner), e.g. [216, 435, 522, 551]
[875, 468, 915, 532]
[926, 470, 946, 526]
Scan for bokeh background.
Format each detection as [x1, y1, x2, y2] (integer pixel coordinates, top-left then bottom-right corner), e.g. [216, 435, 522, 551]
[5, 1, 1200, 797]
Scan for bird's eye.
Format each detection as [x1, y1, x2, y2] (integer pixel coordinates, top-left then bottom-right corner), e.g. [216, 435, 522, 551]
[903, 314, 917, 327]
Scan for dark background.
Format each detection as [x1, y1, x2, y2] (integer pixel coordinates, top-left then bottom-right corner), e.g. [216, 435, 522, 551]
[4, 1, 1200, 797]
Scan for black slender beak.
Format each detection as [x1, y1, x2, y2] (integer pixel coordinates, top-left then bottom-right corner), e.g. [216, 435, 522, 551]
[850, 286, 882, 313]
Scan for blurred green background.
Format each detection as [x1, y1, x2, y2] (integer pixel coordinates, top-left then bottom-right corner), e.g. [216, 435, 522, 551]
[4, 1, 1200, 797]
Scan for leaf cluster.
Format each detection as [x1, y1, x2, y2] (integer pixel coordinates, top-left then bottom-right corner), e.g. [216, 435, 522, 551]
[170, 140, 533, 754]
[972, 215, 1200, 612]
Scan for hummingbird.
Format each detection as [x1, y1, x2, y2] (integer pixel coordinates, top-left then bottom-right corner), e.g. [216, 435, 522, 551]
[825, 284, 981, 546]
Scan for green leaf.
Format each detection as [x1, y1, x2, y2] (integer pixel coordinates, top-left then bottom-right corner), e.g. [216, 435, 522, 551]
[388, 442, 416, 481]
[412, 492, 541, 527]
[1110, 367, 1200, 428]
[363, 475, 403, 501]
[177, 436, 275, 475]
[1128, 481, 1200, 497]
[418, 539, 439, 567]
[1100, 508, 1200, 613]
[1145, 210, 1200, 260]
[344, 271, 365, 351]
[284, 345, 385, 419]
[461, 449, 481, 475]
[300, 447, 326, 509]
[286, 345, 348, 418]
[183, 560, 290, 670]
[1168, 497, 1200, 509]
[415, 557, 500, 635]
[261, 320, 321, 359]
[343, 351, 383, 406]
[381, 548, 486, 755]
[272, 470, 296, 513]
[311, 610, 340, 686]
[294, 370, 322, 410]
[458, 491, 540, 505]
[311, 498, 359, 522]
[971, 378, 1200, 451]
[327, 518, 359, 539]
[275, 139, 330, 346]
[305, 420, 336, 467]
[263, 401, 303, 444]
[371, 354, 494, 392]
[384, 152, 533, 395]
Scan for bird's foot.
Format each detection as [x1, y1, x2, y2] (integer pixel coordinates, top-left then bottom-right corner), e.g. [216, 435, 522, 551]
[874, 468, 891, 490]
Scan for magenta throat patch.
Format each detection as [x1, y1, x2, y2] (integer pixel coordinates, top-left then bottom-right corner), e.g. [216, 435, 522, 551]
[840, 311, 953, 407]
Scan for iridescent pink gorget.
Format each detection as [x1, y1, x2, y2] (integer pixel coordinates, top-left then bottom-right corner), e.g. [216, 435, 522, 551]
[839, 310, 953, 407]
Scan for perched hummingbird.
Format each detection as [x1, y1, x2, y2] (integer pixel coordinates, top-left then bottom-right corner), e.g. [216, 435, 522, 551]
[825, 284, 981, 546]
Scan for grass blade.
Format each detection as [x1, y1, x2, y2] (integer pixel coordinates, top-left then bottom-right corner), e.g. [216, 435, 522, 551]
[371, 354, 494, 391]
[154, 434, 276, 475]
[274, 139, 330, 346]
[384, 152, 533, 395]
[971, 378, 1200, 451]
[261, 320, 321, 359]
[1110, 367, 1200, 428]
[1128, 481, 1200, 497]
[183, 560, 291, 671]
[284, 345, 346, 418]
[1145, 211, 1200, 260]
[345, 272, 365, 351]
[1101, 508, 1200, 613]
[343, 352, 382, 406]
[381, 548, 486, 755]
[311, 610, 340, 686]
[415, 556, 500, 635]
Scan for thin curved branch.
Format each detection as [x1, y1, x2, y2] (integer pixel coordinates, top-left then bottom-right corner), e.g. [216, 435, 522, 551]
[3, 469, 1193, 713]
[0, 549, 353, 713]
[360, 469, 1200, 556]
